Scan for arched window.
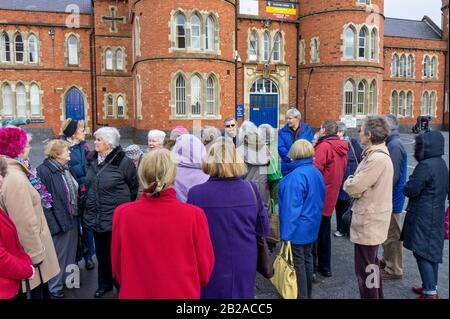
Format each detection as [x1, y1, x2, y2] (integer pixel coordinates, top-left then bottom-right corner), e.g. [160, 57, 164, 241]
[191, 14, 201, 50]
[368, 81, 376, 114]
[28, 35, 38, 63]
[15, 34, 24, 63]
[1, 84, 13, 116]
[68, 35, 78, 65]
[116, 49, 124, 70]
[263, 32, 270, 62]
[30, 84, 40, 116]
[358, 28, 367, 58]
[370, 28, 377, 59]
[430, 92, 436, 115]
[117, 95, 124, 117]
[423, 56, 430, 77]
[273, 32, 281, 62]
[205, 16, 215, 50]
[406, 91, 413, 117]
[344, 27, 356, 59]
[391, 54, 399, 77]
[399, 55, 406, 77]
[407, 55, 414, 77]
[312, 38, 319, 62]
[105, 49, 113, 70]
[175, 75, 186, 115]
[206, 76, 215, 115]
[357, 81, 366, 114]
[344, 80, 355, 115]
[391, 91, 398, 115]
[249, 31, 258, 61]
[106, 94, 114, 117]
[421, 91, 429, 115]
[191, 75, 201, 115]
[399, 91, 405, 117]
[0, 33, 11, 62]
[176, 14, 186, 49]
[15, 83, 26, 117]
[430, 56, 437, 79]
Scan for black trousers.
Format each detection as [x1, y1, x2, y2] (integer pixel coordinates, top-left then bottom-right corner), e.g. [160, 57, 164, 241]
[313, 216, 332, 273]
[335, 200, 350, 234]
[292, 243, 314, 299]
[93, 231, 113, 290]
[354, 244, 384, 299]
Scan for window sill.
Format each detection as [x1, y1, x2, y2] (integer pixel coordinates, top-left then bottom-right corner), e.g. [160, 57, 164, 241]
[169, 115, 221, 120]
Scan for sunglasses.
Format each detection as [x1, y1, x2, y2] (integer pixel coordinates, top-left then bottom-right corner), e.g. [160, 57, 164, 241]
[225, 124, 236, 128]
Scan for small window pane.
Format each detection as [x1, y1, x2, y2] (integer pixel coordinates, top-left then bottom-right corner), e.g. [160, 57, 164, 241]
[176, 75, 186, 115]
[430, 92, 436, 115]
[399, 91, 405, 117]
[176, 15, 186, 49]
[370, 29, 376, 59]
[249, 32, 257, 61]
[68, 36, 78, 65]
[407, 55, 414, 77]
[206, 76, 215, 115]
[107, 95, 114, 117]
[28, 35, 38, 63]
[400, 55, 406, 77]
[344, 28, 355, 58]
[191, 15, 201, 50]
[359, 29, 366, 58]
[391, 55, 398, 77]
[406, 92, 413, 117]
[15, 34, 24, 62]
[2, 84, 13, 116]
[344, 81, 354, 115]
[421, 92, 429, 115]
[105, 49, 113, 70]
[191, 75, 201, 115]
[430, 57, 437, 78]
[273, 33, 281, 62]
[16, 84, 26, 117]
[357, 82, 365, 114]
[117, 96, 124, 117]
[1, 33, 11, 62]
[116, 49, 124, 70]
[206, 16, 215, 50]
[391, 91, 398, 115]
[263, 33, 269, 62]
[30, 84, 40, 116]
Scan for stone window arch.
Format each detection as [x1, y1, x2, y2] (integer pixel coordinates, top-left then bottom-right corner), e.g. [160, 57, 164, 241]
[423, 55, 431, 77]
[399, 54, 406, 77]
[262, 31, 270, 62]
[370, 28, 377, 60]
[205, 15, 215, 51]
[272, 32, 282, 63]
[344, 26, 356, 59]
[14, 33, 24, 63]
[0, 32, 11, 63]
[191, 74, 202, 115]
[175, 73, 187, 116]
[28, 34, 38, 64]
[105, 48, 113, 70]
[116, 48, 124, 71]
[391, 90, 398, 115]
[343, 79, 356, 115]
[190, 13, 202, 50]
[358, 27, 368, 59]
[430, 56, 437, 79]
[357, 80, 367, 115]
[407, 55, 414, 78]
[249, 30, 258, 61]
[391, 54, 399, 77]
[66, 33, 81, 66]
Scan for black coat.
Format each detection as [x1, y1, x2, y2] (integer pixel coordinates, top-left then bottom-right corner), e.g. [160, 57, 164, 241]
[401, 131, 449, 263]
[36, 159, 77, 236]
[83, 146, 138, 233]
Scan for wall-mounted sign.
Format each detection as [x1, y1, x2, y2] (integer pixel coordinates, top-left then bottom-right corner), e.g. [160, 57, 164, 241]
[266, 1, 297, 20]
[236, 104, 244, 119]
[341, 117, 357, 128]
[239, 0, 259, 16]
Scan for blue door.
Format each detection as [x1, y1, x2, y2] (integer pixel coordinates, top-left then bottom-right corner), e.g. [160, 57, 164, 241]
[249, 78, 279, 128]
[65, 88, 85, 120]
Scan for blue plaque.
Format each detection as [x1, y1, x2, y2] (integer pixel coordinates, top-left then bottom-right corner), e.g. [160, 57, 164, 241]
[236, 104, 244, 119]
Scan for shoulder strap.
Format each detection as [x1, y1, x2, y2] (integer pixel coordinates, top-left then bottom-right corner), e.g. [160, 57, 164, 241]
[247, 181, 266, 237]
[348, 140, 359, 165]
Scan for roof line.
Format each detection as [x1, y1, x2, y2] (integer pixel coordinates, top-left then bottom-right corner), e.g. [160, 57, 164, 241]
[422, 15, 442, 37]
[384, 16, 424, 22]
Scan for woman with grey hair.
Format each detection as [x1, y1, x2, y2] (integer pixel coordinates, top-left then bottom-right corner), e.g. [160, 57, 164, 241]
[84, 127, 139, 298]
[147, 129, 166, 151]
[201, 126, 222, 151]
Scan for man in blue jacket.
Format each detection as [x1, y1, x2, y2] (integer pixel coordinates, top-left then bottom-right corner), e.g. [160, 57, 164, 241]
[381, 114, 408, 280]
[278, 108, 313, 176]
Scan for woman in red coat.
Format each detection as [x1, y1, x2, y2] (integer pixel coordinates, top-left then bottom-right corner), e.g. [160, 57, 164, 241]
[0, 156, 34, 299]
[111, 149, 215, 299]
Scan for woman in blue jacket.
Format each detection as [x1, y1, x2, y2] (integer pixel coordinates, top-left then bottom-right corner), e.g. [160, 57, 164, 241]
[278, 139, 325, 299]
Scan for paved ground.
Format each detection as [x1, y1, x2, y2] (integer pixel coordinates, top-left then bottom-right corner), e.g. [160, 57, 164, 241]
[28, 131, 449, 299]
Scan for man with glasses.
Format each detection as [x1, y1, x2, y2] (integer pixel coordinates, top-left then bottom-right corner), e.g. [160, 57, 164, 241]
[224, 117, 238, 145]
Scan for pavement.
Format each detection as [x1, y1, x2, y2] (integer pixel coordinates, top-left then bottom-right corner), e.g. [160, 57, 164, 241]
[27, 131, 449, 299]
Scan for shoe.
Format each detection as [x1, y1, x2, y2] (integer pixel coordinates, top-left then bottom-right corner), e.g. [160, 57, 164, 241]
[318, 270, 332, 278]
[418, 294, 439, 299]
[85, 259, 95, 270]
[333, 231, 345, 237]
[412, 287, 423, 295]
[381, 269, 402, 280]
[379, 260, 386, 270]
[312, 273, 320, 284]
[50, 290, 65, 299]
[94, 287, 112, 298]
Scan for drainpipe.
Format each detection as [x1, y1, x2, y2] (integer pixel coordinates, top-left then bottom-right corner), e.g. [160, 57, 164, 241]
[89, 0, 97, 133]
[443, 51, 448, 130]
[296, 22, 300, 110]
[304, 68, 313, 122]
[234, 2, 238, 120]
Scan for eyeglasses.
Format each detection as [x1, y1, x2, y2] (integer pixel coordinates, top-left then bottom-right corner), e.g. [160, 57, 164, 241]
[225, 124, 236, 128]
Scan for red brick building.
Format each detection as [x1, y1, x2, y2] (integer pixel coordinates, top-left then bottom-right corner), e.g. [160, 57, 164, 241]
[0, 0, 448, 139]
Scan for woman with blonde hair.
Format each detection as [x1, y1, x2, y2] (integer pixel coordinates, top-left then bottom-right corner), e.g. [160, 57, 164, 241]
[37, 140, 79, 298]
[111, 149, 214, 299]
[187, 141, 270, 299]
[278, 139, 325, 299]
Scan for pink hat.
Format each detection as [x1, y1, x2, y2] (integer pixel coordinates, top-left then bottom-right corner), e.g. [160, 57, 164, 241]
[170, 125, 189, 140]
[0, 127, 28, 158]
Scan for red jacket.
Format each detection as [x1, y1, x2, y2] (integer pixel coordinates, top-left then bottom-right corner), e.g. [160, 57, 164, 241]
[111, 189, 215, 299]
[0, 208, 33, 299]
[313, 136, 349, 217]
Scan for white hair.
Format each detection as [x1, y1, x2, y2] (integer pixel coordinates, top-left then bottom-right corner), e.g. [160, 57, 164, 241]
[94, 127, 120, 148]
[286, 108, 301, 119]
[237, 121, 258, 147]
[258, 124, 275, 143]
[201, 126, 222, 145]
[148, 130, 166, 145]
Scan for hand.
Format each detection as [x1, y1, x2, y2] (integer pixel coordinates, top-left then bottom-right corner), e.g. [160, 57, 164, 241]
[28, 265, 35, 280]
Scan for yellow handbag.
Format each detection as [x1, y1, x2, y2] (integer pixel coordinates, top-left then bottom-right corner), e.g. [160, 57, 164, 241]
[270, 241, 298, 299]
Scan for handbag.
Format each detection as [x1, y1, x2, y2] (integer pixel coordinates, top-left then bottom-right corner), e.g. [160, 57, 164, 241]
[268, 205, 280, 244]
[270, 241, 298, 299]
[248, 182, 274, 279]
[267, 148, 282, 183]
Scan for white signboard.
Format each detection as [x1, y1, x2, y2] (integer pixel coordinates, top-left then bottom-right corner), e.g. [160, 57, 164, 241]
[341, 117, 357, 128]
[239, 0, 259, 16]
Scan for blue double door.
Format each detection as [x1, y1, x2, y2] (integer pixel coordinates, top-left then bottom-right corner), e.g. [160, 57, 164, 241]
[65, 87, 85, 120]
[249, 94, 278, 128]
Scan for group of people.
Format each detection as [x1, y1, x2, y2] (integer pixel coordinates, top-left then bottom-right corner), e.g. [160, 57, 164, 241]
[0, 108, 448, 300]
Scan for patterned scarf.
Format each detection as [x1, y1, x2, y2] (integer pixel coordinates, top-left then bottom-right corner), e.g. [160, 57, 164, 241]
[48, 159, 79, 216]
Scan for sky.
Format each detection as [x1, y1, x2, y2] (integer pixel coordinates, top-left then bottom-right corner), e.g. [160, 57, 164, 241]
[384, 0, 443, 27]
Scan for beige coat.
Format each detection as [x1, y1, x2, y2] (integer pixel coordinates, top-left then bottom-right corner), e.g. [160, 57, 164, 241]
[0, 158, 60, 291]
[343, 143, 393, 246]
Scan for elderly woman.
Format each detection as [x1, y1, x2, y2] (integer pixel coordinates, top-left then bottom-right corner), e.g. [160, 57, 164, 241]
[0, 127, 59, 299]
[187, 141, 270, 299]
[36, 140, 79, 298]
[84, 127, 138, 298]
[278, 108, 313, 176]
[111, 149, 214, 299]
[279, 140, 325, 299]
[201, 126, 222, 151]
[60, 118, 95, 270]
[172, 134, 209, 202]
[0, 156, 35, 299]
[147, 129, 166, 152]
[164, 125, 189, 150]
[343, 115, 393, 299]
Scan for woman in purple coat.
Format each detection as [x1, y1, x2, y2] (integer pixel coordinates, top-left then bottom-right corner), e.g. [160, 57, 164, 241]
[187, 141, 270, 299]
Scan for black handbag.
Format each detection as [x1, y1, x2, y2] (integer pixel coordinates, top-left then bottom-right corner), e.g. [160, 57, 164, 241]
[248, 182, 274, 279]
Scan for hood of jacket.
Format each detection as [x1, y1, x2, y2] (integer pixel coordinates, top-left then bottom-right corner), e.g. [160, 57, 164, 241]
[237, 132, 269, 166]
[414, 131, 445, 162]
[87, 145, 125, 166]
[317, 135, 349, 157]
[284, 157, 314, 174]
[172, 134, 206, 169]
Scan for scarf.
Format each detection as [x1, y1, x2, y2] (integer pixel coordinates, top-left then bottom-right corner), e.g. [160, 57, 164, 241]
[98, 149, 113, 165]
[13, 157, 53, 209]
[48, 159, 79, 216]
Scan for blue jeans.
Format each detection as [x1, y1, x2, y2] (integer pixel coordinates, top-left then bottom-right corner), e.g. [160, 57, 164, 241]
[414, 253, 438, 295]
